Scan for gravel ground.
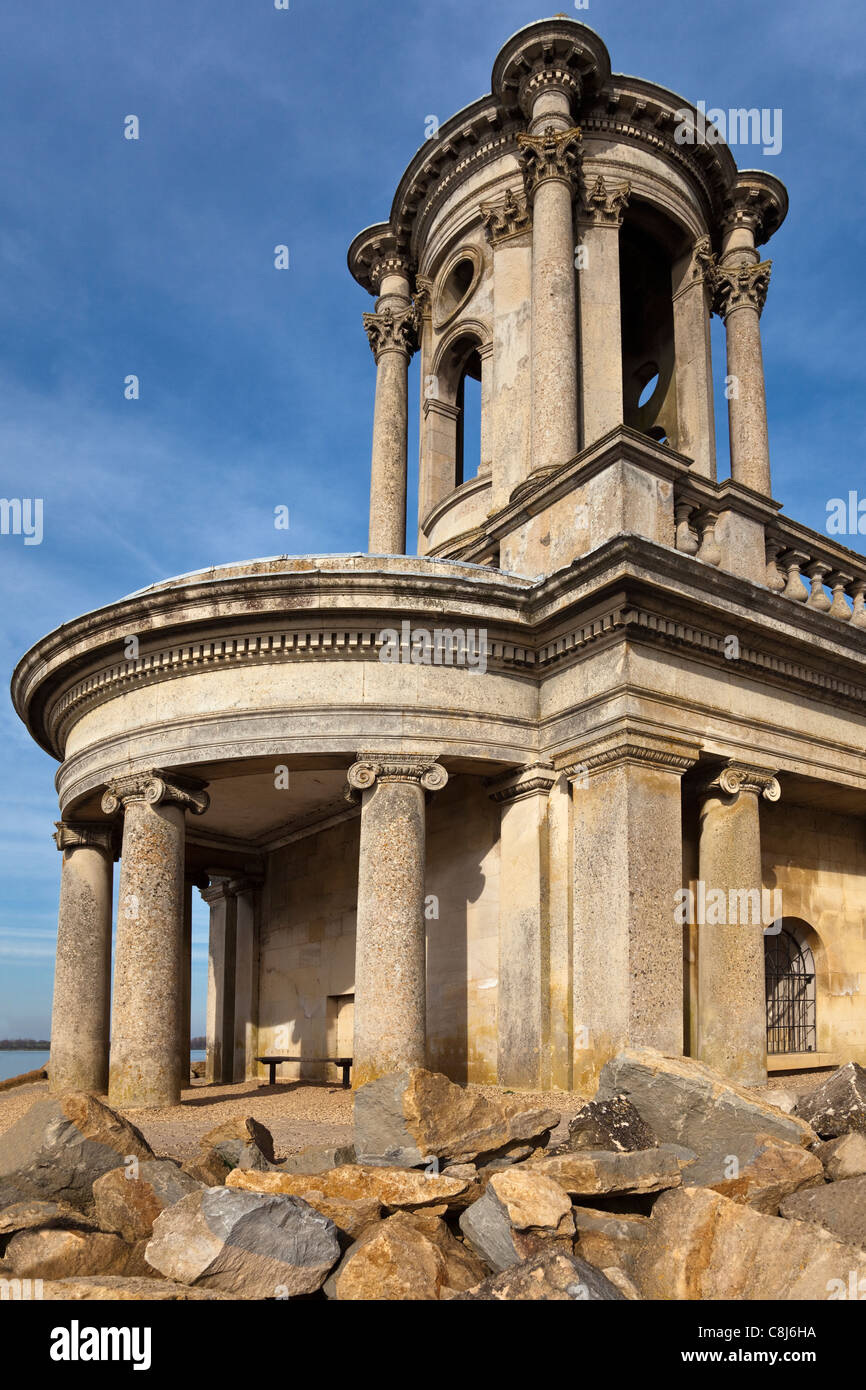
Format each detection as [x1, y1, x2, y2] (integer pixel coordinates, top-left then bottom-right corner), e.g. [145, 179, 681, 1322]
[0, 1069, 831, 1164]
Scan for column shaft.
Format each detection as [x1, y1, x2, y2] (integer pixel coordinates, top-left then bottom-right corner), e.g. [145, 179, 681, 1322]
[204, 882, 237, 1085]
[530, 176, 578, 469]
[697, 766, 778, 1085]
[724, 299, 771, 494]
[349, 755, 447, 1088]
[50, 827, 114, 1094]
[672, 245, 717, 479]
[108, 800, 186, 1108]
[233, 883, 259, 1082]
[368, 348, 410, 552]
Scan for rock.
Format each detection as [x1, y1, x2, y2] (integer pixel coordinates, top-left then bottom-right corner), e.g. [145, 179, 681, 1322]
[779, 1175, 866, 1248]
[226, 1163, 470, 1211]
[353, 1068, 558, 1167]
[325, 1210, 485, 1301]
[92, 1160, 204, 1241]
[39, 1276, 240, 1301]
[572, 1205, 649, 1273]
[631, 1186, 866, 1299]
[1, 1228, 151, 1280]
[705, 1136, 824, 1213]
[566, 1096, 657, 1152]
[190, 1061, 206, 1079]
[0, 1094, 153, 1210]
[795, 1063, 866, 1139]
[280, 1144, 356, 1175]
[144, 1187, 339, 1297]
[600, 1267, 642, 1299]
[198, 1116, 277, 1174]
[451, 1250, 626, 1301]
[820, 1132, 866, 1182]
[762, 1088, 797, 1114]
[182, 1152, 231, 1187]
[596, 1049, 816, 1184]
[0, 1200, 100, 1236]
[530, 1146, 683, 1197]
[293, 1191, 381, 1242]
[459, 1169, 574, 1272]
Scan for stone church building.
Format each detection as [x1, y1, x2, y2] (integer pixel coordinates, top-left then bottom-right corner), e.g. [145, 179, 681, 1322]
[13, 18, 866, 1108]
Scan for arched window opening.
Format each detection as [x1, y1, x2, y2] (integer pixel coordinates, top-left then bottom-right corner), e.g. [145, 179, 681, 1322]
[620, 220, 679, 447]
[765, 926, 816, 1055]
[455, 349, 482, 487]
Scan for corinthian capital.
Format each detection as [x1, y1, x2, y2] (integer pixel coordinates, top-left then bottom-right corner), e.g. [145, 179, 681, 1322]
[704, 763, 781, 801]
[517, 124, 582, 201]
[711, 261, 772, 319]
[101, 770, 210, 816]
[480, 188, 532, 245]
[362, 305, 419, 361]
[579, 174, 631, 226]
[347, 752, 448, 793]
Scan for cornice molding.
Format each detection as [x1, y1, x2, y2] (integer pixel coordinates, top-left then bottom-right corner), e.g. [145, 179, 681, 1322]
[485, 761, 556, 803]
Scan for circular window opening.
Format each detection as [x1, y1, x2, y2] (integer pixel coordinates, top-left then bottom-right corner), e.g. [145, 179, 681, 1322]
[437, 254, 479, 325]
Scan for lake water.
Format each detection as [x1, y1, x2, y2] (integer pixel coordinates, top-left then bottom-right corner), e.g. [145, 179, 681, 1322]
[0, 1050, 206, 1084]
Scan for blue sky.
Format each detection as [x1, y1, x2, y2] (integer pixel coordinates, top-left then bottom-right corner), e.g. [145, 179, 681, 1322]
[0, 0, 864, 1037]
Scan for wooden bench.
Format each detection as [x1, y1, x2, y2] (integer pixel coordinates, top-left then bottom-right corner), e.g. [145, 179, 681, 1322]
[256, 1055, 352, 1089]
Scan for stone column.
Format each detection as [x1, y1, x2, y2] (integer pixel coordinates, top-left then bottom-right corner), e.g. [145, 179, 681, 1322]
[364, 256, 418, 554]
[569, 737, 697, 1093]
[672, 237, 717, 479]
[488, 764, 555, 1089]
[49, 822, 116, 1095]
[480, 188, 533, 507]
[710, 217, 773, 496]
[202, 878, 237, 1086]
[577, 173, 631, 446]
[697, 763, 780, 1086]
[347, 753, 448, 1088]
[102, 771, 209, 1109]
[231, 876, 261, 1083]
[517, 79, 581, 474]
[181, 871, 208, 1085]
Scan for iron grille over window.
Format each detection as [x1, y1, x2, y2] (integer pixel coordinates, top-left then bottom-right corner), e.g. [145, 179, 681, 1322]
[765, 928, 816, 1055]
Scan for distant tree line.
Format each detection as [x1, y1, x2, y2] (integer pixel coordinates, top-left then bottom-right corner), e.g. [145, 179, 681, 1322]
[0, 1039, 51, 1050]
[190, 1036, 206, 1049]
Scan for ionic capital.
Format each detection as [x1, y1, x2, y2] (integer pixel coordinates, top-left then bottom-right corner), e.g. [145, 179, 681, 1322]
[578, 174, 631, 227]
[362, 305, 419, 362]
[101, 770, 210, 817]
[347, 752, 448, 793]
[702, 763, 781, 802]
[486, 762, 555, 804]
[517, 124, 582, 201]
[480, 188, 532, 246]
[54, 820, 118, 857]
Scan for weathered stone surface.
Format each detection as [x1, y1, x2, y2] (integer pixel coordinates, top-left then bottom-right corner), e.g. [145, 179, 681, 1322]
[705, 1136, 824, 1213]
[1, 1227, 151, 1280]
[0, 1094, 153, 1210]
[198, 1115, 277, 1173]
[572, 1205, 650, 1273]
[451, 1250, 627, 1301]
[182, 1151, 230, 1187]
[226, 1163, 470, 1211]
[0, 1200, 100, 1236]
[763, 1088, 797, 1114]
[93, 1160, 204, 1241]
[631, 1187, 866, 1299]
[145, 1187, 339, 1297]
[596, 1049, 815, 1183]
[326, 1210, 485, 1300]
[780, 1175, 866, 1249]
[820, 1131, 866, 1182]
[566, 1096, 657, 1152]
[294, 1190, 382, 1242]
[354, 1068, 558, 1167]
[530, 1145, 683, 1197]
[795, 1063, 866, 1139]
[39, 1276, 240, 1301]
[459, 1169, 574, 1271]
[280, 1144, 356, 1176]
